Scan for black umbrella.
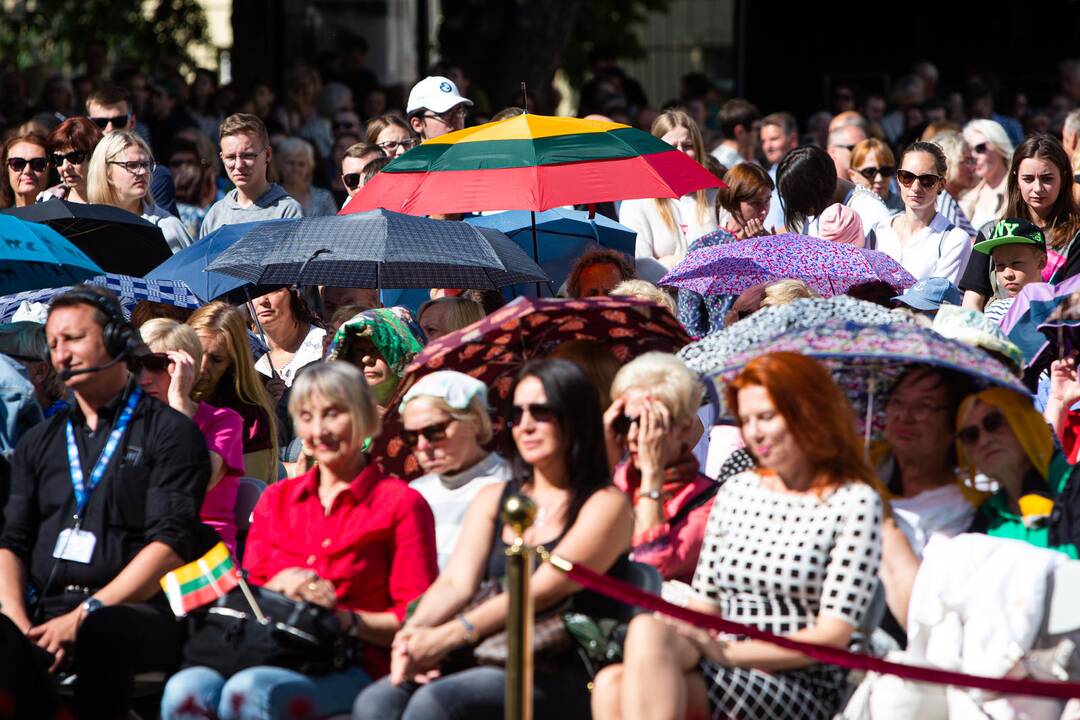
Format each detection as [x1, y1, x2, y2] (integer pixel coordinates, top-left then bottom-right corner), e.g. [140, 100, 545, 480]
[0, 199, 172, 276]
[204, 210, 550, 290]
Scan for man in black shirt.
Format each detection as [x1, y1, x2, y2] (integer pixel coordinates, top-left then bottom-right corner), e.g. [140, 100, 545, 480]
[0, 286, 210, 719]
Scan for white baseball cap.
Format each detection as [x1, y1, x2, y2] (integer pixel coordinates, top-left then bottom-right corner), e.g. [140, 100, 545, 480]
[406, 76, 473, 116]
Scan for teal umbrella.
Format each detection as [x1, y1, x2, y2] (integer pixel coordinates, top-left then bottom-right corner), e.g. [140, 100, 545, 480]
[0, 215, 103, 294]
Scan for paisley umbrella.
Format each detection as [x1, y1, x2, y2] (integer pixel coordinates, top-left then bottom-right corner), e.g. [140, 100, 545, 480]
[659, 233, 916, 298]
[703, 319, 1030, 443]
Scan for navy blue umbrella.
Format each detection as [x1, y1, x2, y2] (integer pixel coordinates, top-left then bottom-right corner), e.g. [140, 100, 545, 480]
[205, 210, 548, 290]
[144, 222, 281, 303]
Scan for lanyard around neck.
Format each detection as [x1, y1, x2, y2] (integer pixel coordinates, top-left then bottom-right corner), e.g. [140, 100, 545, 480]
[65, 387, 143, 524]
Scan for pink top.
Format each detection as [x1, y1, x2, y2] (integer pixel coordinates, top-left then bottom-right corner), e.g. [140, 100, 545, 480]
[613, 462, 717, 583]
[193, 402, 246, 555]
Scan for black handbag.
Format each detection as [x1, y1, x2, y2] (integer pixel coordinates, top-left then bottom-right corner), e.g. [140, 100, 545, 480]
[182, 585, 361, 676]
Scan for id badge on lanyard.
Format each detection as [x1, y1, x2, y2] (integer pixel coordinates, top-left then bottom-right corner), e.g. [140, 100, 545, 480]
[53, 388, 142, 564]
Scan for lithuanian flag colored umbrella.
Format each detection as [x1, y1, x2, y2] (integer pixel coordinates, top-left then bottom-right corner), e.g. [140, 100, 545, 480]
[340, 114, 722, 217]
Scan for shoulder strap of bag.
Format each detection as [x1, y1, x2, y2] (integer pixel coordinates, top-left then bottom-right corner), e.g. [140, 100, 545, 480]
[666, 483, 719, 528]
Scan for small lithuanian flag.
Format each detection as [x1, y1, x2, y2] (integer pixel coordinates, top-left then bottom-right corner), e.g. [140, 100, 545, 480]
[160, 542, 240, 617]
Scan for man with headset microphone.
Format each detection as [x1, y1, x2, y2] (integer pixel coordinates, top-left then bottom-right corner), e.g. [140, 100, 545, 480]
[0, 285, 210, 719]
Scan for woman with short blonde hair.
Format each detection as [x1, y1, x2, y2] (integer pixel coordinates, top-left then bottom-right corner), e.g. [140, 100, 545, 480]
[87, 130, 192, 252]
[610, 279, 677, 316]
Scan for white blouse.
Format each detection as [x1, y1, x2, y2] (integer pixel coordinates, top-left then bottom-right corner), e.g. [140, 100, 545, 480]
[869, 212, 973, 283]
[619, 189, 718, 269]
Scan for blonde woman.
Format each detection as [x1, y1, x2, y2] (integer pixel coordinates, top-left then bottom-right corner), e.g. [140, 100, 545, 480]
[417, 296, 485, 341]
[187, 302, 279, 482]
[274, 137, 337, 217]
[610, 278, 677, 316]
[960, 119, 1015, 229]
[86, 130, 192, 253]
[619, 110, 718, 269]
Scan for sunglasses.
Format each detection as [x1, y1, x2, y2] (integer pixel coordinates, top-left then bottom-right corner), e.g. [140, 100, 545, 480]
[89, 114, 130, 130]
[612, 413, 639, 436]
[51, 150, 88, 167]
[137, 353, 172, 373]
[342, 172, 362, 190]
[509, 403, 556, 426]
[896, 169, 942, 189]
[972, 142, 990, 155]
[402, 420, 454, 448]
[7, 157, 47, 173]
[956, 410, 1007, 446]
[858, 165, 895, 181]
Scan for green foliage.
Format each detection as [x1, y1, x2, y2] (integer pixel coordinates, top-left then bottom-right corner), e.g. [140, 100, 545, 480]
[561, 0, 672, 87]
[0, 0, 209, 73]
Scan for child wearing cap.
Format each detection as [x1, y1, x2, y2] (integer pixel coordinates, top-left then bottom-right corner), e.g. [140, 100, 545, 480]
[974, 217, 1048, 324]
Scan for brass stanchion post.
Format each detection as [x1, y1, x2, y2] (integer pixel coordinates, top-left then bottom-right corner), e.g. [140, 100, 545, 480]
[504, 493, 537, 720]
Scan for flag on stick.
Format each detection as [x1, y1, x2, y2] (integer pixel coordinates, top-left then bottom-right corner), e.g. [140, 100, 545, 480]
[160, 541, 241, 617]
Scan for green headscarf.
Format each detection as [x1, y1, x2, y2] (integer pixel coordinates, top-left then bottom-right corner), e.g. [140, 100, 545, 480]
[326, 307, 424, 402]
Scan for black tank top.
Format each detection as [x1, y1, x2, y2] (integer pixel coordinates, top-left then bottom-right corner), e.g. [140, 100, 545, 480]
[485, 481, 572, 581]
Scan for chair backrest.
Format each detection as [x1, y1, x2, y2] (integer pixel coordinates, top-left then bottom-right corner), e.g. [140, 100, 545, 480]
[235, 476, 268, 531]
[574, 559, 662, 624]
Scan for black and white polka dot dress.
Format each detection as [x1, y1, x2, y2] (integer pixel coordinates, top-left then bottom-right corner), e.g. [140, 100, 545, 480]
[691, 471, 883, 720]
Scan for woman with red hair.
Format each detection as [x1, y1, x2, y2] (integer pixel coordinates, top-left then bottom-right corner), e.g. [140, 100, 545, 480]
[41, 116, 103, 203]
[592, 352, 883, 720]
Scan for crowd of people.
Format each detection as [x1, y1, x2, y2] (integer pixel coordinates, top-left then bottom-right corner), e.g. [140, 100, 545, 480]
[1, 46, 1080, 720]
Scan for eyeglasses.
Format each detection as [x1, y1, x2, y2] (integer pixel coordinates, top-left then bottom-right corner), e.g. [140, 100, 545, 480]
[88, 114, 130, 130]
[137, 353, 171, 373]
[972, 143, 991, 155]
[51, 150, 88, 167]
[342, 173, 362, 190]
[377, 138, 417, 153]
[858, 165, 895, 182]
[612, 413, 639, 436]
[332, 120, 360, 131]
[401, 420, 454, 448]
[422, 107, 467, 125]
[7, 157, 47, 173]
[885, 399, 947, 422]
[107, 159, 155, 175]
[221, 149, 266, 166]
[509, 403, 556, 426]
[896, 169, 942, 189]
[956, 410, 1007, 446]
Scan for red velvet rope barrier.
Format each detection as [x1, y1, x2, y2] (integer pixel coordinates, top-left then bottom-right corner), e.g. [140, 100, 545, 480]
[548, 555, 1080, 700]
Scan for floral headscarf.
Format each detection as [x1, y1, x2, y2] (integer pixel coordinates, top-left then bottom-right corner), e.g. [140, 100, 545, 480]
[326, 307, 425, 376]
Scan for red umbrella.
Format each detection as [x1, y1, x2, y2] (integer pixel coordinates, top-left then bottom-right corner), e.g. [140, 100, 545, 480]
[372, 295, 692, 478]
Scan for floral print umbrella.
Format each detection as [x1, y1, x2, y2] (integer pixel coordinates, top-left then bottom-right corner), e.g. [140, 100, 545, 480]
[371, 295, 692, 478]
[701, 319, 1030, 442]
[659, 233, 916, 298]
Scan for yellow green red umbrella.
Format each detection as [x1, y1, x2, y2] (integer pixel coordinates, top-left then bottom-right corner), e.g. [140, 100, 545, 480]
[340, 113, 722, 216]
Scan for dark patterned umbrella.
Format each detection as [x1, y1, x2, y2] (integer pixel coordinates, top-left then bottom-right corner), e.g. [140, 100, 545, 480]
[204, 210, 549, 290]
[373, 295, 692, 477]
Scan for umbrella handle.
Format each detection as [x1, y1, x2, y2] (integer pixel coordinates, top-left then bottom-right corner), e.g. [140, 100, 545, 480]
[864, 375, 876, 454]
[244, 291, 278, 379]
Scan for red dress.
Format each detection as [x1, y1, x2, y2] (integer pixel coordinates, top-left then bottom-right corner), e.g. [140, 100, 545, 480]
[242, 462, 438, 677]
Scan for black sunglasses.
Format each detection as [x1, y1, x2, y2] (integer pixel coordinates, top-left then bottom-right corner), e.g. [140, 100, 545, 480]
[896, 169, 942, 189]
[88, 114, 130, 130]
[342, 173, 361, 190]
[858, 165, 895, 182]
[7, 157, 47, 173]
[402, 420, 454, 448]
[509, 403, 556, 426]
[137, 353, 172, 373]
[956, 410, 1007, 446]
[51, 150, 88, 167]
[972, 142, 990, 155]
[612, 413, 639, 436]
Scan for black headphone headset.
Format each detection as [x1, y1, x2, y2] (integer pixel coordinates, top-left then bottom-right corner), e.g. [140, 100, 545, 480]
[62, 288, 142, 362]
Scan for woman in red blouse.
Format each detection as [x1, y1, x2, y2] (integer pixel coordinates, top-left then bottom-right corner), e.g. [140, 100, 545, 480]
[605, 352, 717, 586]
[161, 361, 438, 720]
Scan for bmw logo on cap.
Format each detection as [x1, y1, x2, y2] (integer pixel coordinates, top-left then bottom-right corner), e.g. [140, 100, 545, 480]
[440, 81, 452, 93]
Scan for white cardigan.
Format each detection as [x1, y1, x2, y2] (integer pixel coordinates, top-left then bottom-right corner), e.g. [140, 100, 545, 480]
[619, 189, 718, 269]
[869, 212, 972, 283]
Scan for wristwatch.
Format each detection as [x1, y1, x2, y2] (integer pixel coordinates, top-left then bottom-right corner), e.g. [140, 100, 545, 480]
[639, 489, 664, 502]
[81, 597, 104, 615]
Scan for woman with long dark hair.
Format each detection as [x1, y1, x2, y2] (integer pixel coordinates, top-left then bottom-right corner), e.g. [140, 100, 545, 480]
[960, 134, 1080, 308]
[353, 358, 631, 720]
